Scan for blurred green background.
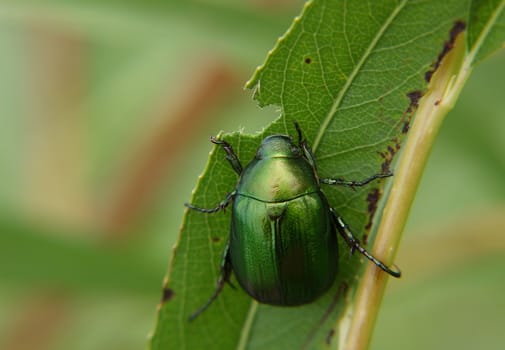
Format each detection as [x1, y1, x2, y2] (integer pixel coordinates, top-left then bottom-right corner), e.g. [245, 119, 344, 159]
[0, 1, 503, 350]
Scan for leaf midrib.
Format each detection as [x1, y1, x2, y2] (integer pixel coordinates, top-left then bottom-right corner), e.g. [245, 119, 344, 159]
[312, 0, 408, 152]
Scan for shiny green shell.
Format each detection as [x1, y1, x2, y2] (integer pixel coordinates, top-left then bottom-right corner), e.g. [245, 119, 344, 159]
[229, 135, 338, 305]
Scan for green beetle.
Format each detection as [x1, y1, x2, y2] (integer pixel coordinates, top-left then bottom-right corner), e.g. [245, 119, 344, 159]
[186, 123, 400, 320]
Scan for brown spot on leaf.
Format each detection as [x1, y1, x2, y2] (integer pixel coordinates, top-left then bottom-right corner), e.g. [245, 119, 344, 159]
[211, 236, 221, 243]
[402, 120, 410, 134]
[379, 137, 400, 174]
[364, 188, 382, 240]
[161, 287, 174, 304]
[401, 90, 424, 134]
[406, 90, 423, 112]
[304, 57, 312, 64]
[326, 328, 336, 345]
[449, 20, 467, 44]
[425, 20, 466, 83]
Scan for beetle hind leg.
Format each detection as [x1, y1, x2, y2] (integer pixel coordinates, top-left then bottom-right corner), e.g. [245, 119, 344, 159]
[189, 240, 234, 321]
[330, 208, 401, 278]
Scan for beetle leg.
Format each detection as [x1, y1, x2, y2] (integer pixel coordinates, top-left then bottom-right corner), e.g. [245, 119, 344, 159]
[211, 136, 243, 175]
[294, 121, 304, 145]
[293, 121, 318, 170]
[330, 208, 401, 278]
[189, 240, 234, 321]
[320, 172, 393, 190]
[185, 191, 236, 214]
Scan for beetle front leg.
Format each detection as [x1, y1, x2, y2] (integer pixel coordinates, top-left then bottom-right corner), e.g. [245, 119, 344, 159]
[320, 172, 392, 190]
[189, 239, 234, 321]
[330, 208, 401, 278]
[211, 136, 243, 175]
[185, 191, 236, 214]
[293, 121, 318, 170]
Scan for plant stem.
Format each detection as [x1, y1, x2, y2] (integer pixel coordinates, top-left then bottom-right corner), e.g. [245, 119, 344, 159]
[343, 32, 469, 350]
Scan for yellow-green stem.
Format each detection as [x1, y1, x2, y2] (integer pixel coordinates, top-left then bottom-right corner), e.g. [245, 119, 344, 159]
[343, 31, 470, 350]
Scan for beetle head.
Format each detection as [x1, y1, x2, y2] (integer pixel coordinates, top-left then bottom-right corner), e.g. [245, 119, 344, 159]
[256, 135, 301, 159]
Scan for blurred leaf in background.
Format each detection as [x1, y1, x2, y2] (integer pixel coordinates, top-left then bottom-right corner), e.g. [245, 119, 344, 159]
[0, 1, 503, 350]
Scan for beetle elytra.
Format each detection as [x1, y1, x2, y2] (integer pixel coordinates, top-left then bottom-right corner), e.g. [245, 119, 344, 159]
[186, 123, 400, 320]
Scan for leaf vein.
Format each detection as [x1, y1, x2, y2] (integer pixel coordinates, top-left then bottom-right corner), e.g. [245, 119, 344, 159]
[312, 0, 408, 152]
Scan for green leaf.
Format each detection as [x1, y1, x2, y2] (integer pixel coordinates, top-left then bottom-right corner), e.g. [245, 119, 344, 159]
[467, 0, 505, 64]
[148, 1, 500, 349]
[345, 1, 505, 349]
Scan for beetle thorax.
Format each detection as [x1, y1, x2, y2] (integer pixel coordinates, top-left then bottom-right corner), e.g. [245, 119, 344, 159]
[237, 138, 319, 202]
[256, 135, 301, 159]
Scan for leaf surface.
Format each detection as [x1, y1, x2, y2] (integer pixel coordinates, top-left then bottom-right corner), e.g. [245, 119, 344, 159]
[467, 0, 505, 64]
[150, 1, 476, 349]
